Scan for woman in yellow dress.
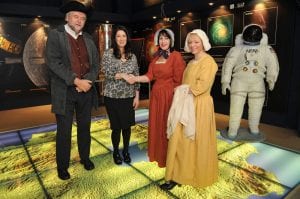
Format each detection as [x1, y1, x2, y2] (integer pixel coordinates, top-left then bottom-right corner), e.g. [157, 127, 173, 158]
[160, 29, 218, 190]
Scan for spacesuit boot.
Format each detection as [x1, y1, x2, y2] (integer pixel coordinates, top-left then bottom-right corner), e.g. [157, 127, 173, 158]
[248, 93, 265, 135]
[228, 93, 247, 138]
[228, 127, 238, 139]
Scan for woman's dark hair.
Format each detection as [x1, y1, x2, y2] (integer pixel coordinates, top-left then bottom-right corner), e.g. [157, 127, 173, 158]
[157, 29, 174, 52]
[111, 25, 132, 59]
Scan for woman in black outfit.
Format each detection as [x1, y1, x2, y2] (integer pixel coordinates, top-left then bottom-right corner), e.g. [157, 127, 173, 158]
[101, 26, 140, 164]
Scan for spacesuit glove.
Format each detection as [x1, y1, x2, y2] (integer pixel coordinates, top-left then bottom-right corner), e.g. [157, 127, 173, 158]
[222, 82, 231, 95]
[268, 81, 275, 91]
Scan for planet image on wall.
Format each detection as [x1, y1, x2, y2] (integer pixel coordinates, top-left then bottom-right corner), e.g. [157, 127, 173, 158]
[23, 26, 49, 87]
[208, 14, 233, 47]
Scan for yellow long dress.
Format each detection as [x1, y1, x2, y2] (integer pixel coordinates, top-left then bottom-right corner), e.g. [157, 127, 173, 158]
[165, 53, 218, 188]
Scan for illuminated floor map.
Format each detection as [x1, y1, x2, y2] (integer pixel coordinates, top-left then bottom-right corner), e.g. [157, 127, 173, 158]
[0, 109, 299, 199]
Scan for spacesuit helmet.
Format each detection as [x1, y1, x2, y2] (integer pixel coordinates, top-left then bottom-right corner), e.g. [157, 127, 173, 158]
[242, 24, 263, 45]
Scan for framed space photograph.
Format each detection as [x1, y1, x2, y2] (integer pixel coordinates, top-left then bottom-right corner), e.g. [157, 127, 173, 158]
[207, 14, 234, 48]
[0, 17, 102, 110]
[179, 20, 201, 50]
[243, 7, 278, 45]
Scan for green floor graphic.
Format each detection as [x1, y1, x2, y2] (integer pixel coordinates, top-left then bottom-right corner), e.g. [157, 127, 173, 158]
[0, 109, 299, 198]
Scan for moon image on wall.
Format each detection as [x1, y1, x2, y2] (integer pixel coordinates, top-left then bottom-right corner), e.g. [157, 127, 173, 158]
[208, 14, 234, 47]
[23, 26, 48, 87]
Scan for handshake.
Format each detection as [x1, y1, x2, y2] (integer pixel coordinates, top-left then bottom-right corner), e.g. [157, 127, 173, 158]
[115, 73, 138, 84]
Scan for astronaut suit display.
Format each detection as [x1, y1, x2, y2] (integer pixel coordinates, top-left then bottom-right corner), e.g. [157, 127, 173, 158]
[221, 24, 279, 139]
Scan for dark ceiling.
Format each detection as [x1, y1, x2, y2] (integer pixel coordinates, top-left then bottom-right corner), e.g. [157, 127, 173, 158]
[0, 0, 164, 11]
[0, 0, 238, 22]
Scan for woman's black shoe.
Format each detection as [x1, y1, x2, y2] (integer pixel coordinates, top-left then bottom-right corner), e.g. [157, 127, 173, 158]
[160, 181, 178, 190]
[122, 151, 131, 163]
[113, 152, 123, 165]
[80, 159, 95, 170]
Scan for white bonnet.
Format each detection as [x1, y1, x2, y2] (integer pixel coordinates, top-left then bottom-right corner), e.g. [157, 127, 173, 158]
[184, 29, 211, 52]
[154, 28, 175, 47]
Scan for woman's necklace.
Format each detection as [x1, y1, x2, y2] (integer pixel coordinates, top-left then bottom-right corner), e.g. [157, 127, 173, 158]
[120, 48, 127, 63]
[120, 54, 127, 63]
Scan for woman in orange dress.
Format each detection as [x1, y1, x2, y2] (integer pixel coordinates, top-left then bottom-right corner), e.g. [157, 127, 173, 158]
[125, 28, 185, 167]
[160, 29, 218, 190]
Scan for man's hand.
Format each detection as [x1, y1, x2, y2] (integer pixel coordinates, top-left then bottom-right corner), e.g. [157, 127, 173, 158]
[74, 78, 92, 92]
[76, 87, 83, 92]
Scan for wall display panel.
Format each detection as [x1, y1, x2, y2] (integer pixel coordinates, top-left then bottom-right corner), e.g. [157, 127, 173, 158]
[243, 7, 278, 45]
[207, 14, 234, 48]
[0, 17, 54, 110]
[179, 20, 201, 50]
[0, 17, 102, 110]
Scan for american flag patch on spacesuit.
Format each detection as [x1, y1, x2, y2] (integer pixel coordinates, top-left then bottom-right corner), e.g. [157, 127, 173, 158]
[269, 47, 276, 53]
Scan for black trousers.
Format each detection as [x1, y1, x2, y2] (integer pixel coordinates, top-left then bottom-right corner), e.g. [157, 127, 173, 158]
[111, 128, 131, 153]
[55, 87, 93, 170]
[104, 97, 135, 153]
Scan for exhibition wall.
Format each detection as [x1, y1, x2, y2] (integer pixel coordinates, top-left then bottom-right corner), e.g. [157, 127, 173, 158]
[0, 0, 299, 131]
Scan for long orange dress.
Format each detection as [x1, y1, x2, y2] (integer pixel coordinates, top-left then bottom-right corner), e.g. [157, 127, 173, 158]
[165, 54, 218, 187]
[145, 51, 185, 168]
